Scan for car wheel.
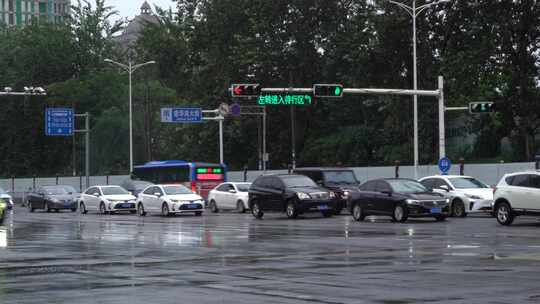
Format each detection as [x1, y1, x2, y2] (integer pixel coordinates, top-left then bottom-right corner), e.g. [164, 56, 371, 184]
[209, 200, 219, 213]
[54, 209, 60, 213]
[352, 203, 365, 221]
[45, 202, 51, 213]
[71, 207, 77, 212]
[195, 211, 202, 216]
[28, 202, 35, 213]
[99, 202, 107, 215]
[286, 201, 298, 219]
[137, 203, 146, 216]
[392, 204, 408, 223]
[79, 202, 87, 214]
[435, 215, 447, 221]
[161, 203, 170, 217]
[452, 200, 466, 218]
[251, 201, 263, 219]
[237, 201, 246, 213]
[496, 202, 514, 226]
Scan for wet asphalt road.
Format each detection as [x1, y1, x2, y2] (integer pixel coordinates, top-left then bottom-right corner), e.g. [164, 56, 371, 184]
[1, 207, 540, 304]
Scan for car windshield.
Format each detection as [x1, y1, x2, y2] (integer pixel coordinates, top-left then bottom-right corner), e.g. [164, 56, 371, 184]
[235, 183, 251, 192]
[61, 185, 78, 193]
[387, 180, 429, 194]
[163, 185, 193, 195]
[324, 171, 358, 184]
[282, 176, 317, 188]
[449, 177, 489, 189]
[42, 186, 71, 195]
[101, 187, 129, 195]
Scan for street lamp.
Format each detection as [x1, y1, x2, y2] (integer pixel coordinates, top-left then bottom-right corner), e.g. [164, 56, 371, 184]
[388, 0, 450, 177]
[104, 58, 156, 173]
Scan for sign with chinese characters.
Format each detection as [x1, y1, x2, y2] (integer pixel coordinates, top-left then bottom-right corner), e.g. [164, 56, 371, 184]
[45, 108, 73, 136]
[257, 94, 313, 106]
[161, 107, 203, 123]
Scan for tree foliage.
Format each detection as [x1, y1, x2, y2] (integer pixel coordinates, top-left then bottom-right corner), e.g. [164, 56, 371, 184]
[1, 0, 539, 178]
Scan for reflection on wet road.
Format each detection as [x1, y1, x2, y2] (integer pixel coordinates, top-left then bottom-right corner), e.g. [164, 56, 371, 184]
[1, 207, 540, 303]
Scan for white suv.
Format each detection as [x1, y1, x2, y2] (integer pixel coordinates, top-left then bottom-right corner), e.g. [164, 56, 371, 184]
[493, 171, 540, 225]
[419, 175, 493, 217]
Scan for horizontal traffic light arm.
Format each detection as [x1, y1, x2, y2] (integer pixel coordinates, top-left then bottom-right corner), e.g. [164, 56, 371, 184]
[260, 87, 440, 97]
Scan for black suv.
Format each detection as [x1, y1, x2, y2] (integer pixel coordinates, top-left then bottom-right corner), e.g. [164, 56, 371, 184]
[293, 167, 360, 214]
[248, 174, 337, 219]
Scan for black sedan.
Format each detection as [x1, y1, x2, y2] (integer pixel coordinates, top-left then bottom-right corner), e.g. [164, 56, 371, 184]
[27, 185, 80, 212]
[349, 178, 449, 222]
[248, 174, 337, 219]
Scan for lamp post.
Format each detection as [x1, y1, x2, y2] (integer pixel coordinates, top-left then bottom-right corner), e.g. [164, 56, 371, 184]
[388, 0, 450, 177]
[105, 58, 155, 173]
[0, 86, 47, 96]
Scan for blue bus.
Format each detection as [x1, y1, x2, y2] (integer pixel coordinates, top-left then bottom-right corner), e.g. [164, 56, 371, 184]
[131, 160, 227, 199]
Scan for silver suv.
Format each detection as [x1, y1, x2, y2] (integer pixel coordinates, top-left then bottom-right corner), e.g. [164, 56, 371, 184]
[493, 171, 540, 225]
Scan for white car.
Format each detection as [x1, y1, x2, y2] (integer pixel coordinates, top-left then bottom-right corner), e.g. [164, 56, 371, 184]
[136, 184, 204, 216]
[207, 182, 251, 213]
[419, 175, 493, 217]
[0, 188, 14, 209]
[493, 171, 540, 225]
[79, 185, 137, 214]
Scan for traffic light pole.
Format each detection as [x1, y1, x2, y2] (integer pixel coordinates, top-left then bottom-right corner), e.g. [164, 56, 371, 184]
[74, 113, 90, 189]
[256, 76, 445, 176]
[202, 109, 225, 164]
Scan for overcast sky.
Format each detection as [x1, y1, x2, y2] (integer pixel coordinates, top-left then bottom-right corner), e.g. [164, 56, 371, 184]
[100, 0, 176, 22]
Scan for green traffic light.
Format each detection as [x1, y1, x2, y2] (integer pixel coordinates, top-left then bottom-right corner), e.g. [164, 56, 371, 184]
[334, 86, 342, 96]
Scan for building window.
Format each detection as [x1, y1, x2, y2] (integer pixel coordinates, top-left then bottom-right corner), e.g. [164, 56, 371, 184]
[38, 2, 45, 13]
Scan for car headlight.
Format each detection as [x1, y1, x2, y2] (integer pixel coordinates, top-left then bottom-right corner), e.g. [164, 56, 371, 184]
[445, 198, 450, 203]
[406, 199, 419, 205]
[342, 191, 350, 199]
[50, 198, 60, 203]
[465, 194, 482, 200]
[329, 192, 336, 199]
[170, 199, 179, 203]
[297, 192, 311, 200]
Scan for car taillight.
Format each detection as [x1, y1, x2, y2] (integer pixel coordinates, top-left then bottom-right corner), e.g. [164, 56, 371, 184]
[191, 182, 197, 194]
[493, 187, 497, 195]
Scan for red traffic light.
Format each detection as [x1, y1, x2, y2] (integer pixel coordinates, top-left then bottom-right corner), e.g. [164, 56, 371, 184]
[231, 84, 261, 97]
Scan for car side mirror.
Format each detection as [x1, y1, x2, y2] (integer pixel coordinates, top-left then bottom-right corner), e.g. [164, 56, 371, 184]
[439, 185, 450, 192]
[92, 193, 100, 197]
[228, 189, 237, 194]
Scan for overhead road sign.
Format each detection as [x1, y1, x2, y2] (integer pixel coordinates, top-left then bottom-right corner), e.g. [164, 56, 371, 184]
[161, 107, 203, 123]
[258, 94, 312, 106]
[45, 108, 73, 136]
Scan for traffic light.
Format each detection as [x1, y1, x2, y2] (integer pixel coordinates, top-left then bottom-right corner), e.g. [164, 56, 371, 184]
[313, 84, 344, 98]
[469, 102, 495, 114]
[231, 84, 261, 97]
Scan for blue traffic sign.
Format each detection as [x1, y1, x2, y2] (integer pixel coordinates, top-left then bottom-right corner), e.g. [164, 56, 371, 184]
[45, 108, 73, 136]
[438, 157, 452, 174]
[231, 103, 241, 116]
[161, 107, 202, 123]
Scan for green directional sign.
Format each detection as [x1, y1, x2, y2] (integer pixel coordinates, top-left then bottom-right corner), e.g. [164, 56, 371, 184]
[258, 94, 313, 106]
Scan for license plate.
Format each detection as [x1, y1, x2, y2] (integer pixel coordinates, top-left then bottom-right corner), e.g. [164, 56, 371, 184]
[318, 205, 329, 210]
[187, 204, 198, 209]
[122, 203, 131, 208]
[430, 208, 442, 214]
